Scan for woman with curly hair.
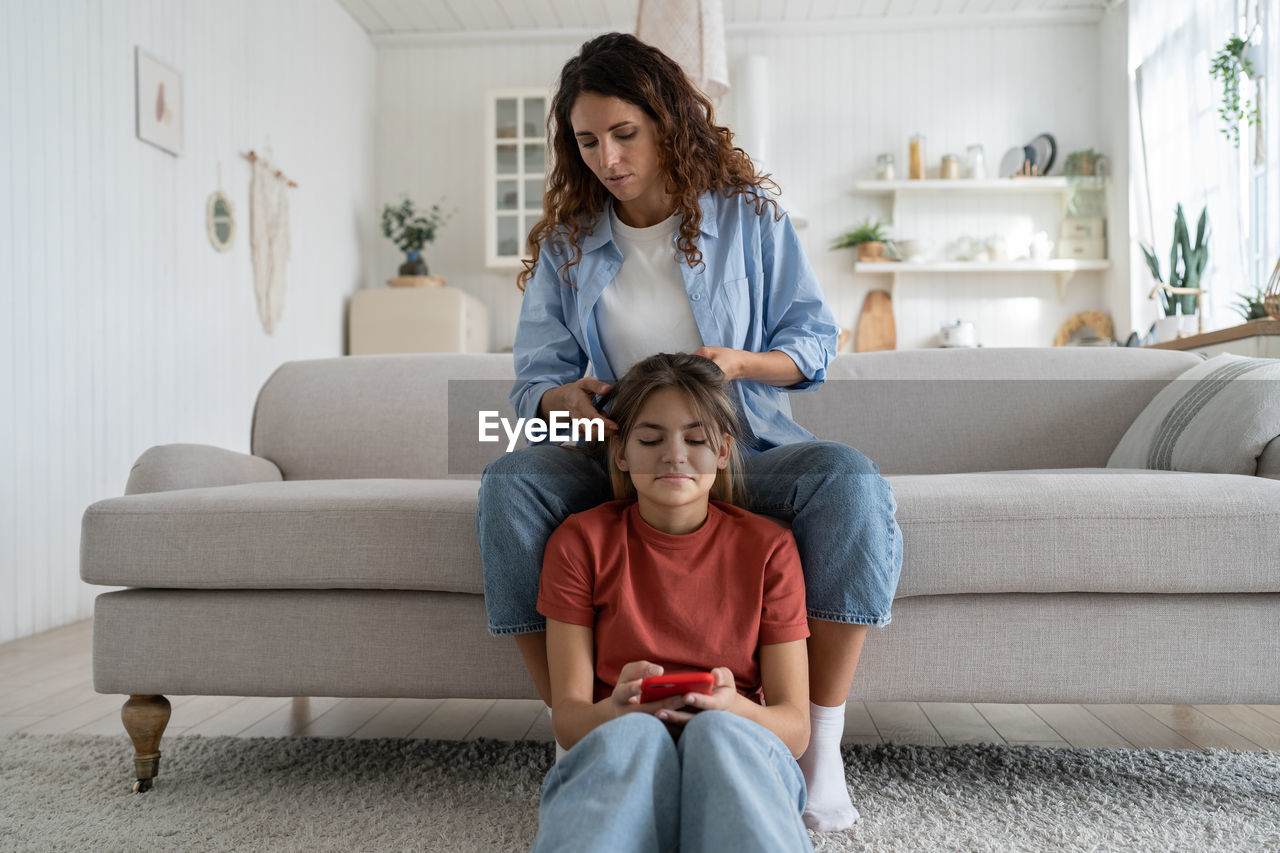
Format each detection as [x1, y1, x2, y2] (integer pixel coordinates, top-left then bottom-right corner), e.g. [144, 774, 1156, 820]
[476, 32, 902, 832]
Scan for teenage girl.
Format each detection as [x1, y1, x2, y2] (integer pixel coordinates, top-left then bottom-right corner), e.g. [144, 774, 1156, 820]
[531, 353, 814, 852]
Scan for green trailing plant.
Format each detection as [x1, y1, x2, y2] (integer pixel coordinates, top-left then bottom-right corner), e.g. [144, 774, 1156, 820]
[1232, 286, 1271, 321]
[1140, 204, 1209, 318]
[832, 217, 890, 249]
[1210, 35, 1259, 147]
[381, 194, 451, 255]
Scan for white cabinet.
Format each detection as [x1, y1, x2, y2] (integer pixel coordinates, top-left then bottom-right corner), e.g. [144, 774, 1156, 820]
[850, 177, 1111, 300]
[485, 89, 548, 268]
[349, 287, 490, 354]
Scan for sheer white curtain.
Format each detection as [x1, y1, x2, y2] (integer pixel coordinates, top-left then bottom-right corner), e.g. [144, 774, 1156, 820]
[1257, 0, 1277, 295]
[1131, 0, 1250, 331]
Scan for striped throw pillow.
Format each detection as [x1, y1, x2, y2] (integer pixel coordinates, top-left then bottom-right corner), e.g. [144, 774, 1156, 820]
[1107, 354, 1280, 475]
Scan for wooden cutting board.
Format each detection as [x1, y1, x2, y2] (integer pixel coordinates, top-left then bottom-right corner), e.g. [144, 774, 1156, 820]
[855, 289, 896, 352]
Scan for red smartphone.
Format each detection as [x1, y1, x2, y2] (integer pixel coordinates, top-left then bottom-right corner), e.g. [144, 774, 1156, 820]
[639, 671, 716, 703]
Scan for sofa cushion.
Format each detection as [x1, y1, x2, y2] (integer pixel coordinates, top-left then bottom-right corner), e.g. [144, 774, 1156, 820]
[82, 470, 1280, 597]
[891, 469, 1280, 597]
[81, 479, 485, 593]
[1107, 354, 1280, 475]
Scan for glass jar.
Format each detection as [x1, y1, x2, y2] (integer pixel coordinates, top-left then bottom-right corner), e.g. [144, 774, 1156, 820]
[875, 153, 896, 180]
[908, 134, 926, 180]
[940, 154, 960, 180]
[966, 144, 986, 179]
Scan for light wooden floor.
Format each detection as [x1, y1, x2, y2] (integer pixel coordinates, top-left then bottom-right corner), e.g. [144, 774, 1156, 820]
[3, 619, 1279, 752]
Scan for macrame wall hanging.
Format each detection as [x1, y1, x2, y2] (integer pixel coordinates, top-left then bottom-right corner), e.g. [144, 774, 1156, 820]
[242, 146, 297, 334]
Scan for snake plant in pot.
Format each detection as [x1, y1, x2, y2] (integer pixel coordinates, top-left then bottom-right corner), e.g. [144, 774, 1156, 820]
[1139, 203, 1209, 319]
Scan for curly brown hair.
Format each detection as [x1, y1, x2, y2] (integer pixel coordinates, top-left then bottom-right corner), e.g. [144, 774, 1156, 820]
[517, 32, 781, 292]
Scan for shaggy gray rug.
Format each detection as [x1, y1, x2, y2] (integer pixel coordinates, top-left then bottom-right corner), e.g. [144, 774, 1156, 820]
[1, 734, 1277, 851]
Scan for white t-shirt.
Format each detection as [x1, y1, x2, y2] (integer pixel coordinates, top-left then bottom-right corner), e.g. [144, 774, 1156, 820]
[595, 207, 704, 378]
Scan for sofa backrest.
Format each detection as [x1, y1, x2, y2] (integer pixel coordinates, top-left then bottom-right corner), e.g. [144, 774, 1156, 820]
[252, 353, 517, 480]
[251, 348, 1204, 479]
[790, 347, 1202, 474]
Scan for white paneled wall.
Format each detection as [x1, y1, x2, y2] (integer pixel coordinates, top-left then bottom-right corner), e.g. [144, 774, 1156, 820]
[733, 24, 1109, 350]
[1, 0, 376, 644]
[374, 40, 572, 339]
[376, 18, 1120, 352]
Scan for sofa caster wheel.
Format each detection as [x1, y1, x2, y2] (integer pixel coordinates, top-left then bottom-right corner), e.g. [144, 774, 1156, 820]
[131, 778, 153, 794]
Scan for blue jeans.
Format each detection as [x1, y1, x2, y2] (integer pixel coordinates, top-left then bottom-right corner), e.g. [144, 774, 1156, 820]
[476, 441, 902, 634]
[531, 711, 812, 853]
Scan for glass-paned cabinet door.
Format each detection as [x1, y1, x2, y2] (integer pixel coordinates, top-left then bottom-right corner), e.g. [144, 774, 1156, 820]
[486, 89, 548, 268]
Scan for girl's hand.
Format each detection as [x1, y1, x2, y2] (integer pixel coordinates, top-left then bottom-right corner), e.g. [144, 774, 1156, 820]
[690, 346, 749, 381]
[540, 376, 618, 433]
[654, 667, 739, 725]
[611, 661, 694, 718]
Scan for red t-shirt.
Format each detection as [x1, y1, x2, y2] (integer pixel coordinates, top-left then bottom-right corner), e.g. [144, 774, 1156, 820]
[537, 500, 809, 703]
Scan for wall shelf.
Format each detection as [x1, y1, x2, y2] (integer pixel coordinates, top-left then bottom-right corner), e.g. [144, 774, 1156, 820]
[852, 177, 1072, 194]
[854, 259, 1112, 301]
[850, 177, 1102, 225]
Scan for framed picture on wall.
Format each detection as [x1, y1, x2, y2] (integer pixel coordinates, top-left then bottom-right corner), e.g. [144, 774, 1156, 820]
[135, 47, 183, 156]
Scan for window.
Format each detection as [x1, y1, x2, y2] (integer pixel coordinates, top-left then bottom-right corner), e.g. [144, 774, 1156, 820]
[1252, 0, 1277, 295]
[485, 90, 548, 268]
[1131, 0, 1271, 331]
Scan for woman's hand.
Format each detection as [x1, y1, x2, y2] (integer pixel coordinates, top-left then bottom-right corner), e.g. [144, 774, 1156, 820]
[653, 666, 740, 725]
[690, 346, 750, 381]
[691, 347, 805, 386]
[539, 376, 618, 433]
[611, 660, 695, 718]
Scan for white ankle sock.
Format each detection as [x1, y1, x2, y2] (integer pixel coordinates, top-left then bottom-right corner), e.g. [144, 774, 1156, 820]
[547, 706, 567, 762]
[798, 701, 859, 831]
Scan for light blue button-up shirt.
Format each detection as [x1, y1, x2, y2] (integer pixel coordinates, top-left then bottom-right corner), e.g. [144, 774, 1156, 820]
[510, 190, 839, 454]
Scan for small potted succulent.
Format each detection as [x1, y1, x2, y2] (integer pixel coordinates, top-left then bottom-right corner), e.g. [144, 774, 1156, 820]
[833, 217, 892, 262]
[381, 193, 452, 284]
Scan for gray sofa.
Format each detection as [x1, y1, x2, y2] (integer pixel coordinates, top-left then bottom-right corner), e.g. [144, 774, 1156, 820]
[81, 347, 1280, 791]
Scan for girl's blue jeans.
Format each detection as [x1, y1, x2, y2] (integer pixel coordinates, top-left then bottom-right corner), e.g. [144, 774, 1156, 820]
[476, 440, 903, 634]
[531, 710, 813, 853]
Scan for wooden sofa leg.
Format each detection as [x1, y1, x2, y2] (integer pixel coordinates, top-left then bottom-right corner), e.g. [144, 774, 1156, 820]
[121, 694, 171, 793]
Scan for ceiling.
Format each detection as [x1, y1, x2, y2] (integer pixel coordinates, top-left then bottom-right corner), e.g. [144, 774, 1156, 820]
[337, 0, 1117, 37]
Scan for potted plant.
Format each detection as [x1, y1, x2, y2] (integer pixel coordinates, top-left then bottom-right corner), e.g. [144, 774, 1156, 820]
[381, 194, 452, 283]
[1139, 203, 1209, 336]
[1232, 286, 1270, 322]
[1211, 34, 1261, 148]
[833, 217, 892, 262]
[1063, 148, 1102, 177]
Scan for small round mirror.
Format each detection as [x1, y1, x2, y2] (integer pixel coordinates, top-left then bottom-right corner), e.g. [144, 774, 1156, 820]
[206, 190, 235, 252]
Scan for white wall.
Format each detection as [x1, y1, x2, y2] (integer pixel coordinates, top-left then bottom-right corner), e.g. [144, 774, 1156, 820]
[376, 16, 1118, 352]
[0, 0, 376, 644]
[1098, 4, 1134, 339]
